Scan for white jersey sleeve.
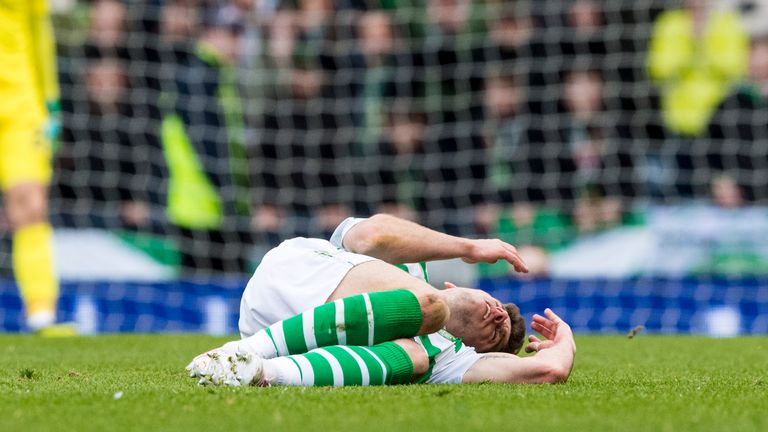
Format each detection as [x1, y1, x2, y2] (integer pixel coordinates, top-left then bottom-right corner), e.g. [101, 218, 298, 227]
[414, 330, 482, 384]
[329, 217, 367, 250]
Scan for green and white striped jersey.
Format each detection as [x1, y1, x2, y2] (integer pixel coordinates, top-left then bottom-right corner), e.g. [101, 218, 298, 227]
[413, 330, 481, 384]
[393, 262, 429, 283]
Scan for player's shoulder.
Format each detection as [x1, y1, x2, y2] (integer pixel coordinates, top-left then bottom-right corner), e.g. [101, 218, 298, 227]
[416, 329, 465, 354]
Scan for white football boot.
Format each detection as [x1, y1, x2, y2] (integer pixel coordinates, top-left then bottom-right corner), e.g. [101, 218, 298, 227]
[186, 342, 267, 387]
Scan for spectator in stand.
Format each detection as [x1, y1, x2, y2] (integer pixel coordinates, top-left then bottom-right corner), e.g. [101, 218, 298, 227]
[710, 174, 745, 209]
[297, 0, 360, 236]
[294, 0, 336, 62]
[266, 6, 300, 69]
[366, 101, 427, 222]
[133, 1, 201, 128]
[563, 68, 644, 237]
[57, 56, 162, 230]
[84, 0, 129, 60]
[707, 36, 768, 203]
[483, 71, 528, 207]
[486, 2, 533, 65]
[418, 0, 486, 124]
[561, 67, 636, 207]
[351, 10, 433, 219]
[521, 0, 604, 117]
[477, 69, 581, 279]
[515, 67, 589, 207]
[647, 0, 749, 137]
[484, 2, 535, 113]
[225, 0, 267, 68]
[157, 1, 200, 66]
[160, 6, 250, 274]
[480, 66, 637, 278]
[160, 1, 199, 45]
[355, 10, 398, 151]
[251, 54, 352, 242]
[419, 124, 487, 236]
[571, 189, 631, 234]
[409, 0, 487, 234]
[568, 0, 604, 36]
[562, 67, 607, 197]
[561, 0, 607, 59]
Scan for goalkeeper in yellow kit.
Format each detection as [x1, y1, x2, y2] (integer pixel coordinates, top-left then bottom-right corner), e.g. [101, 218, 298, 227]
[0, 0, 73, 335]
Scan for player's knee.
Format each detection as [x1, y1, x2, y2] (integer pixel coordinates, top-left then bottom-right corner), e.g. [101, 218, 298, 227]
[6, 184, 48, 230]
[417, 292, 449, 335]
[394, 339, 429, 377]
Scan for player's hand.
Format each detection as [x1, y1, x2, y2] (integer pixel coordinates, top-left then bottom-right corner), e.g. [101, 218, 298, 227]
[461, 239, 529, 273]
[526, 308, 576, 353]
[525, 334, 554, 353]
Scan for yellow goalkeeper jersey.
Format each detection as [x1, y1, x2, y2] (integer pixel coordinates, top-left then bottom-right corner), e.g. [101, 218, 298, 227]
[0, 0, 57, 188]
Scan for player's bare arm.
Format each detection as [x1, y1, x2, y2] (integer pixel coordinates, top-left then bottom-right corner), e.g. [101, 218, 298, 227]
[461, 309, 576, 384]
[342, 214, 529, 273]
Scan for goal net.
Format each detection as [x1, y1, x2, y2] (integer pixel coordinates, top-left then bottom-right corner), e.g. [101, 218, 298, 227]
[2, 0, 768, 291]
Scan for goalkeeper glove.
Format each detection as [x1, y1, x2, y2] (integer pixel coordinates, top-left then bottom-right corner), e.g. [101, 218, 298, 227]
[45, 99, 62, 154]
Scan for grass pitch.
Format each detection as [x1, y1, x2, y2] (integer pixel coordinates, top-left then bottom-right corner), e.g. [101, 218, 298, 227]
[1, 335, 766, 432]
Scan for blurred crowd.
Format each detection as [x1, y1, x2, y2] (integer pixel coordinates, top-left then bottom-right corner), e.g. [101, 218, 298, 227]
[43, 0, 768, 275]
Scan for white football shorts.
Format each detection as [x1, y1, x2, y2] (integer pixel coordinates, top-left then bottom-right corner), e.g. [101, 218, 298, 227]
[239, 237, 375, 337]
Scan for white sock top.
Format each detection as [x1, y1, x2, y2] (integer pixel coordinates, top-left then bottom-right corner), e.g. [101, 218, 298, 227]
[27, 310, 56, 331]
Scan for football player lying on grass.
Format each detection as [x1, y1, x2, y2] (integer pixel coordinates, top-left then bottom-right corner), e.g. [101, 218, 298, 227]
[238, 214, 531, 355]
[187, 289, 576, 387]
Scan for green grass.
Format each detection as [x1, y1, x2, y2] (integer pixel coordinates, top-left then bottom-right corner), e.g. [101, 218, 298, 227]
[1, 335, 766, 432]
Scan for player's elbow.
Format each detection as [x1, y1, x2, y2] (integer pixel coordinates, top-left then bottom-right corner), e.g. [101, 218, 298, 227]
[539, 364, 570, 384]
[515, 361, 570, 385]
[345, 214, 393, 255]
[545, 367, 569, 384]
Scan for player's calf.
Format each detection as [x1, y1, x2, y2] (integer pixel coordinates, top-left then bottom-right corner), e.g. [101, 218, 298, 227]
[6, 183, 60, 332]
[188, 339, 425, 388]
[233, 289, 426, 360]
[392, 338, 429, 378]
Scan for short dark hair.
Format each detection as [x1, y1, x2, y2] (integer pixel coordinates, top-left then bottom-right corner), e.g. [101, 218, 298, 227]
[202, 6, 245, 34]
[502, 303, 526, 355]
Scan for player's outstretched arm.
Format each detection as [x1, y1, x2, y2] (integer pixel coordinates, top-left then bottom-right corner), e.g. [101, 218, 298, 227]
[462, 309, 576, 384]
[343, 214, 529, 273]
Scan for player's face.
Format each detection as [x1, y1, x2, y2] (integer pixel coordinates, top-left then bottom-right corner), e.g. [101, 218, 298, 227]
[445, 288, 511, 353]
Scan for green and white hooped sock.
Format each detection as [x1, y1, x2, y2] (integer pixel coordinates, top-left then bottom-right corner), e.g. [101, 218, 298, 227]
[263, 341, 414, 386]
[239, 289, 422, 359]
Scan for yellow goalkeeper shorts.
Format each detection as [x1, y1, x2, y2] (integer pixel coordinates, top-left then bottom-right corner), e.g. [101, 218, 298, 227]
[0, 0, 53, 190]
[0, 114, 51, 190]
